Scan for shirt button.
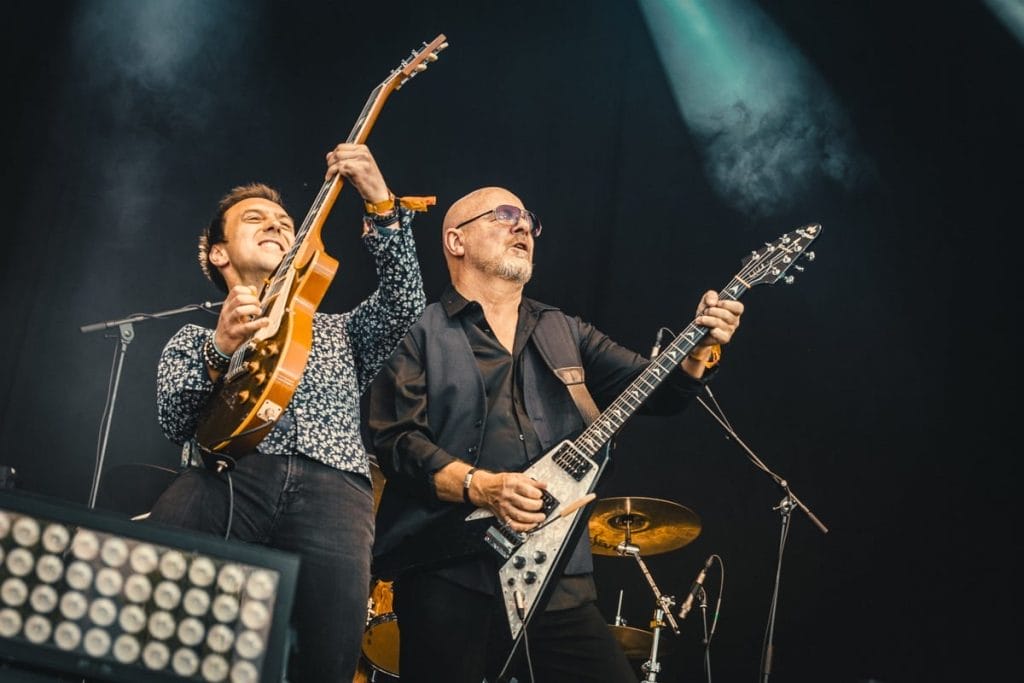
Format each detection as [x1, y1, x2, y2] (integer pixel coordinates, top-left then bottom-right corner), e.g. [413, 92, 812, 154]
[518, 434, 525, 441]
[474, 420, 482, 428]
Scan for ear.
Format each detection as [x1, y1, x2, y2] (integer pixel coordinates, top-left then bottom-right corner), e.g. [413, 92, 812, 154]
[209, 243, 229, 268]
[443, 228, 466, 257]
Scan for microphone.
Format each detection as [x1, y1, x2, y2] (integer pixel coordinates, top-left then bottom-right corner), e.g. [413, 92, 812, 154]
[650, 329, 663, 359]
[678, 555, 713, 620]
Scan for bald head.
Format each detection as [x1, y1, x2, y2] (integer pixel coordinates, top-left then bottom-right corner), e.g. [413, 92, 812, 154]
[442, 186, 524, 232]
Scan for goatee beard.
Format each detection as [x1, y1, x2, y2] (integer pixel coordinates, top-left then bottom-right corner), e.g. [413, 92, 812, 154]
[493, 257, 532, 284]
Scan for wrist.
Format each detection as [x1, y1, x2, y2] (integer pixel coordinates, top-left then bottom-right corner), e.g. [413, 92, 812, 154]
[364, 192, 396, 216]
[687, 344, 721, 368]
[203, 336, 230, 373]
[462, 467, 479, 504]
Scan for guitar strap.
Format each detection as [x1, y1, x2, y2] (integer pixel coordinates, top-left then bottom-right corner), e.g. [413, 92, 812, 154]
[531, 312, 599, 427]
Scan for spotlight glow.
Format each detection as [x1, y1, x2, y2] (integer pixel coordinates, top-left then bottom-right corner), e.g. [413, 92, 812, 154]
[639, 0, 865, 216]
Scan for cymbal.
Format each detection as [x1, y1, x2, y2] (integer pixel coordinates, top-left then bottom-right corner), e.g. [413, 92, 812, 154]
[608, 624, 676, 659]
[589, 496, 701, 556]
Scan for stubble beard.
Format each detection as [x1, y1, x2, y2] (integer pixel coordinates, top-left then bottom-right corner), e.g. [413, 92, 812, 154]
[476, 252, 533, 284]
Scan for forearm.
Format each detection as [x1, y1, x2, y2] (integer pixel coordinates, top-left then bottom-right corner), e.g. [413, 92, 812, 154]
[432, 460, 475, 503]
[366, 207, 426, 318]
[156, 326, 216, 445]
[351, 210, 427, 391]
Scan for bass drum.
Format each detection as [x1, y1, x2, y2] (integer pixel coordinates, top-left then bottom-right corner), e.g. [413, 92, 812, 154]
[361, 578, 400, 679]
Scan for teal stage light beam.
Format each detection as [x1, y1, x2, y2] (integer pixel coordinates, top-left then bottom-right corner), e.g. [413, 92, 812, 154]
[984, 0, 1024, 46]
[638, 0, 866, 217]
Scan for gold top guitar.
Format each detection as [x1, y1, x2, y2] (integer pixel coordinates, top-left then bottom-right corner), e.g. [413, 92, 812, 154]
[195, 35, 448, 472]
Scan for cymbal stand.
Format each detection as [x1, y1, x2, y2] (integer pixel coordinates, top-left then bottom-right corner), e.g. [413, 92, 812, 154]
[616, 536, 679, 683]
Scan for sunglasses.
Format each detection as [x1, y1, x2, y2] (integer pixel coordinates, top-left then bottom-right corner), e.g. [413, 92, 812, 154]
[451, 204, 542, 238]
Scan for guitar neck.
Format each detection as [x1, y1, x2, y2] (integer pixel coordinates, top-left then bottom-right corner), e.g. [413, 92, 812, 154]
[571, 278, 749, 460]
[260, 35, 449, 318]
[262, 82, 389, 304]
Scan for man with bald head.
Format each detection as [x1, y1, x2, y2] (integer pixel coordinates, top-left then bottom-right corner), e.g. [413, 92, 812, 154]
[367, 186, 745, 682]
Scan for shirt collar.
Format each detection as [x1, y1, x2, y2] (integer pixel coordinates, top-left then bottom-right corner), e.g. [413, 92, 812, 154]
[441, 283, 557, 320]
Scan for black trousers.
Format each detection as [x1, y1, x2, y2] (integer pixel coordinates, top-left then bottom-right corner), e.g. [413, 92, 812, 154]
[393, 571, 638, 683]
[147, 453, 373, 683]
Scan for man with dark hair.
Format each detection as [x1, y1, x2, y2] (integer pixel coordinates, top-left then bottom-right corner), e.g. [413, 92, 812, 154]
[148, 143, 428, 682]
[368, 186, 745, 682]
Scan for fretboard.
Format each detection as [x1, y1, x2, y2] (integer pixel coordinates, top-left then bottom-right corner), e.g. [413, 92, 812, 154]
[570, 279, 748, 460]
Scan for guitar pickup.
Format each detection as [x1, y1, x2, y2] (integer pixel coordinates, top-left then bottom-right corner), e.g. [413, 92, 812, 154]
[484, 522, 525, 560]
[553, 443, 594, 481]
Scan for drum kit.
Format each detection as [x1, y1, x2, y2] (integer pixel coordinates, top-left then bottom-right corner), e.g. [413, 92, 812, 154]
[356, 462, 705, 683]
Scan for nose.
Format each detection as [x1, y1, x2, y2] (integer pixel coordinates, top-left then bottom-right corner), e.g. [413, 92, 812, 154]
[510, 213, 530, 235]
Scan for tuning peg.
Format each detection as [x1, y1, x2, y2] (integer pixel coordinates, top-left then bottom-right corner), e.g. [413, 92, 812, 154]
[783, 275, 796, 285]
[426, 53, 438, 62]
[793, 265, 805, 273]
[415, 64, 427, 72]
[804, 251, 816, 261]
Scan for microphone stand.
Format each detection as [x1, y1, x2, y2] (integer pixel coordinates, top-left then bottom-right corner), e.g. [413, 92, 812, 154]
[695, 388, 827, 683]
[79, 300, 222, 509]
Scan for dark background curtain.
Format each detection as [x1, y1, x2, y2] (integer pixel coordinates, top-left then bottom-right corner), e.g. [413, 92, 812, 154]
[3, 1, 1017, 681]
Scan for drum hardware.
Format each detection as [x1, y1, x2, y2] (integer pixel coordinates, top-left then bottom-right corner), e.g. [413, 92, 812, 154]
[591, 496, 699, 682]
[608, 590, 677, 661]
[362, 579, 399, 678]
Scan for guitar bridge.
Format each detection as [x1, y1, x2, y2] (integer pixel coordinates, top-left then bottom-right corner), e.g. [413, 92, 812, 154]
[484, 522, 525, 560]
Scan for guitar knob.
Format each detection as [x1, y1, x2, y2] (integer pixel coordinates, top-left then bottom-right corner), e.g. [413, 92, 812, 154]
[512, 556, 526, 569]
[533, 551, 547, 564]
[236, 391, 250, 404]
[524, 571, 537, 585]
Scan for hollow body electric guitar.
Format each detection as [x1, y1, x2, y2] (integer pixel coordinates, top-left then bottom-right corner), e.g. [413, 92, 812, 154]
[194, 36, 448, 472]
[374, 225, 822, 663]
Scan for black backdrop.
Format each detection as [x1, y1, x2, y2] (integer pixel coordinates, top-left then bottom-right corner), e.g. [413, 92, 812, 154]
[3, 1, 1018, 681]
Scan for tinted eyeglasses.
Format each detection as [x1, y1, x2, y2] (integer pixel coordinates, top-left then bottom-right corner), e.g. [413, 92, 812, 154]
[451, 204, 542, 238]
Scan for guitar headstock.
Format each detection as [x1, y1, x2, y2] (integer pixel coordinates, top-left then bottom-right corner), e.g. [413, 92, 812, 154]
[740, 223, 821, 287]
[386, 34, 449, 92]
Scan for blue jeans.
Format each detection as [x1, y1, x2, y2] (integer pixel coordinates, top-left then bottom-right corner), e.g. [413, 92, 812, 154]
[147, 453, 373, 683]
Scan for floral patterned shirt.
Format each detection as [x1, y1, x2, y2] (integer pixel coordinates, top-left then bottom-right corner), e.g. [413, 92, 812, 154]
[156, 209, 425, 480]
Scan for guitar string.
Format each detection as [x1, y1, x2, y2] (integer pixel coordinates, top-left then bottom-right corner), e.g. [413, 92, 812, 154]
[572, 230, 814, 460]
